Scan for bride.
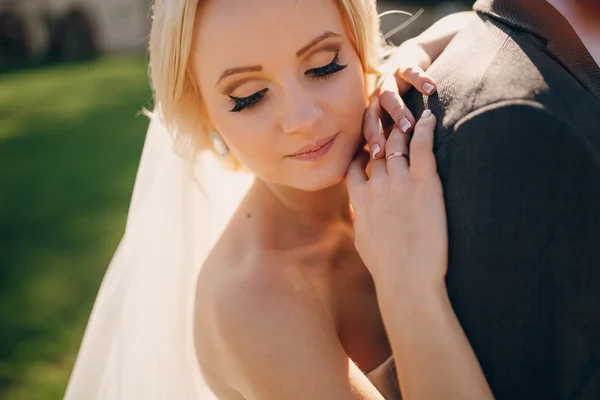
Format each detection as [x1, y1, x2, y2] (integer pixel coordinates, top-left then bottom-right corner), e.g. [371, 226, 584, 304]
[65, 0, 492, 399]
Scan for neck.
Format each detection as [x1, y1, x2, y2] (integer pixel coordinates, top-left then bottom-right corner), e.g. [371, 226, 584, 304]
[546, 0, 600, 35]
[546, 0, 600, 65]
[258, 179, 352, 228]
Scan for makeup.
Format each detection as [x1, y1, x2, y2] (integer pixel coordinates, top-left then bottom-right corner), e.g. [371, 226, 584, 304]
[287, 133, 338, 161]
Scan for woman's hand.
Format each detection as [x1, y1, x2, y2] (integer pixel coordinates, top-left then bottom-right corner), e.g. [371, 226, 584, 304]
[346, 110, 447, 292]
[364, 11, 475, 160]
[346, 112, 494, 400]
[363, 40, 437, 160]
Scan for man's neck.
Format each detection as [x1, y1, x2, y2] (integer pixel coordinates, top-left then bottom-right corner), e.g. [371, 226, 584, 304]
[546, 0, 600, 65]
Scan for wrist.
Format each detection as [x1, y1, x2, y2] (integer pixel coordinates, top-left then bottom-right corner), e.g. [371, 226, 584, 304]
[375, 275, 449, 307]
[375, 279, 453, 342]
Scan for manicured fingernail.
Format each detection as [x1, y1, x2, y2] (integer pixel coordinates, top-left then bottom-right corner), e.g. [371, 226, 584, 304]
[399, 117, 412, 133]
[423, 83, 435, 95]
[372, 143, 381, 159]
[421, 109, 432, 119]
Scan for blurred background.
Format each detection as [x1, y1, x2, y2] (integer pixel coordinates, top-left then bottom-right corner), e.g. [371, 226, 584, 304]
[0, 1, 472, 399]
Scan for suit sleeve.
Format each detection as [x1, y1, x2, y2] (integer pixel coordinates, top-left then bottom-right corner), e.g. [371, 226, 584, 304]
[434, 101, 600, 400]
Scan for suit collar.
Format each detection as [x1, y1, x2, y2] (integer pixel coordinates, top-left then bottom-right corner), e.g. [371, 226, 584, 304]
[473, 0, 600, 98]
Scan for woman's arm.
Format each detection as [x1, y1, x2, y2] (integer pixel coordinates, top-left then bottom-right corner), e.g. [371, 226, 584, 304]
[346, 112, 494, 400]
[377, 280, 493, 400]
[398, 11, 476, 68]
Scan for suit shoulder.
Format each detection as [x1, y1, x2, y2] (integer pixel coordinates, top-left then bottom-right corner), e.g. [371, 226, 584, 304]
[418, 13, 562, 137]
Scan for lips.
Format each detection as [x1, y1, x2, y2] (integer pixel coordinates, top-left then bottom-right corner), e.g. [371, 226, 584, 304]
[288, 134, 338, 156]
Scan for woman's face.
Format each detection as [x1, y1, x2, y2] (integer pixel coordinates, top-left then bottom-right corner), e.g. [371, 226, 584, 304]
[192, 0, 367, 191]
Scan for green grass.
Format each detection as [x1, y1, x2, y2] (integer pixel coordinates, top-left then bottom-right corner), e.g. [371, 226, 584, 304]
[0, 56, 153, 399]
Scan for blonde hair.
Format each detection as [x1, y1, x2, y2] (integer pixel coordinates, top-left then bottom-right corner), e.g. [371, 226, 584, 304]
[149, 0, 387, 158]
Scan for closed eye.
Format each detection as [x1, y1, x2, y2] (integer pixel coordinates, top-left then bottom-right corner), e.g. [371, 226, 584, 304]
[305, 53, 347, 79]
[228, 53, 346, 113]
[229, 88, 268, 113]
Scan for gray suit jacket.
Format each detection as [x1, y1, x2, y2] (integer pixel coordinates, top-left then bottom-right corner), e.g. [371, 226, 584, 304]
[406, 1, 600, 399]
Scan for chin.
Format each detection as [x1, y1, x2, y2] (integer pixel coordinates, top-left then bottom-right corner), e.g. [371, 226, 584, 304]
[290, 153, 355, 192]
[300, 140, 361, 191]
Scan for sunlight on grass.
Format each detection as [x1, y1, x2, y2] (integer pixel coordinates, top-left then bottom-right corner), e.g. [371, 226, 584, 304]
[0, 58, 152, 142]
[0, 56, 153, 399]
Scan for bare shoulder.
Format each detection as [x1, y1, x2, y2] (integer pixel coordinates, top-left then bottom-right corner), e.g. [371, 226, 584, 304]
[193, 245, 382, 400]
[192, 231, 271, 398]
[193, 242, 314, 382]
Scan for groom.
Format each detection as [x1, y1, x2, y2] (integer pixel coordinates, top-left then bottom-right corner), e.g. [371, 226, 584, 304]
[406, 0, 600, 398]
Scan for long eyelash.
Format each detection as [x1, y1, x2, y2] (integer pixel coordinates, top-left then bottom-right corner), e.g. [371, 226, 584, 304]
[227, 54, 345, 113]
[307, 53, 348, 80]
[228, 88, 268, 112]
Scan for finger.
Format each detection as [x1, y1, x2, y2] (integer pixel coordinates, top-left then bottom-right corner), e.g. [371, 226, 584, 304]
[346, 150, 370, 198]
[362, 92, 386, 159]
[409, 109, 438, 178]
[394, 78, 412, 98]
[379, 75, 416, 135]
[395, 65, 437, 97]
[384, 125, 410, 176]
[369, 155, 388, 178]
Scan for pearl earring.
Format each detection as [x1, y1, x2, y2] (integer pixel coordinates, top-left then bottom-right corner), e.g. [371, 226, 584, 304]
[210, 131, 228, 157]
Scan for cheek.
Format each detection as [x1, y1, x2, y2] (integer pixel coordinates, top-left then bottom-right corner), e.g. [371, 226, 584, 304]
[213, 115, 283, 180]
[216, 115, 274, 166]
[204, 99, 273, 159]
[332, 63, 368, 136]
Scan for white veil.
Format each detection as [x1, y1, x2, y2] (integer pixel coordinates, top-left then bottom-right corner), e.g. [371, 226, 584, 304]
[64, 115, 254, 399]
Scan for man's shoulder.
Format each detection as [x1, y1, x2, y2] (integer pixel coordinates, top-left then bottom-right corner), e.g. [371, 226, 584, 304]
[409, 12, 576, 138]
[428, 14, 546, 122]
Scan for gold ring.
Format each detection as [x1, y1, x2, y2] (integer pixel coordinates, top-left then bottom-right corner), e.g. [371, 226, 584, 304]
[386, 151, 408, 161]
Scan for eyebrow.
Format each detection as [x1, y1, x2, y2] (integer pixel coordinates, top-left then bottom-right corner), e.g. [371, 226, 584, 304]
[216, 31, 342, 86]
[295, 31, 342, 57]
[216, 65, 263, 86]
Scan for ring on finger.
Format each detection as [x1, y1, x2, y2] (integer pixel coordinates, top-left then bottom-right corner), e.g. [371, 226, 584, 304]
[386, 151, 409, 161]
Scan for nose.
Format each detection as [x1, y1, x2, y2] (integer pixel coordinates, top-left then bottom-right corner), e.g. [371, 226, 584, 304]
[280, 79, 324, 135]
